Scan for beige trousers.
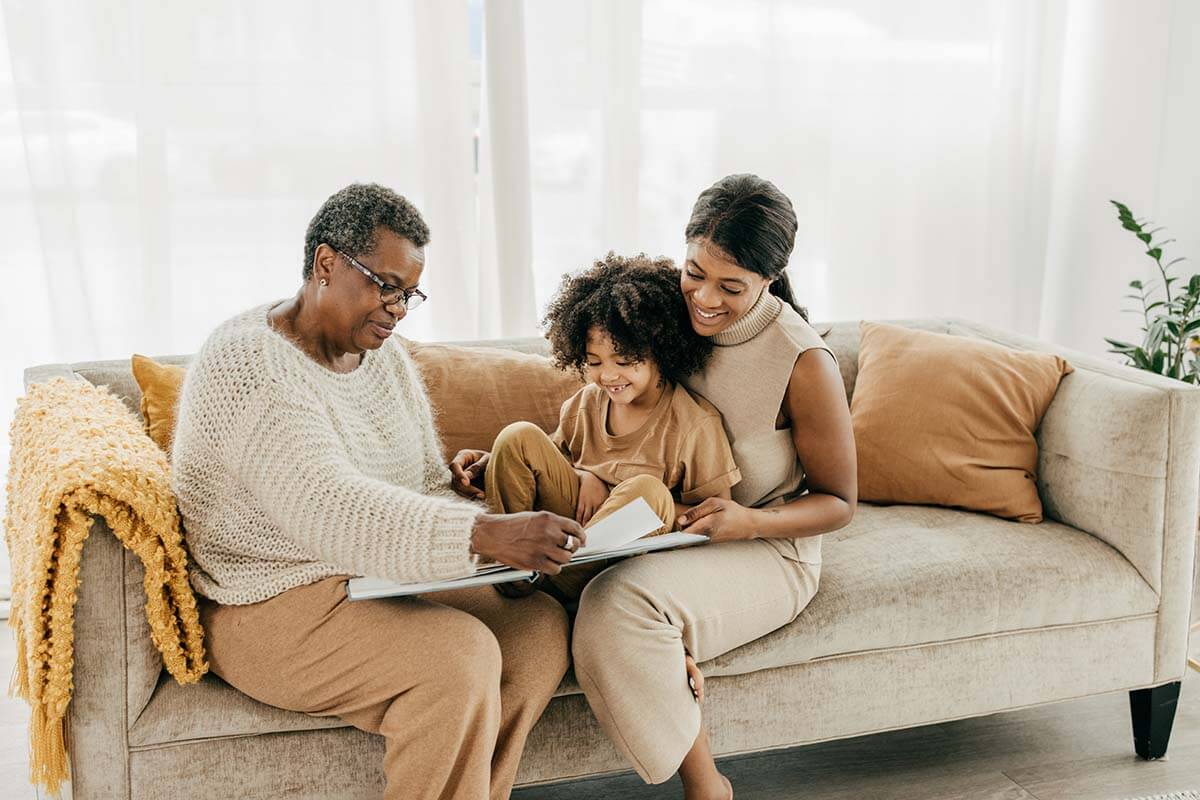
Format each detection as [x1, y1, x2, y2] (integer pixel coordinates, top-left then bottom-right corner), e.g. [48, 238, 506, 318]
[572, 539, 821, 783]
[484, 420, 676, 601]
[199, 576, 569, 800]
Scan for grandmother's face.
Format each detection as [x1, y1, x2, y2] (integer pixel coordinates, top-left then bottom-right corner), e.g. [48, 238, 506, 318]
[314, 228, 424, 353]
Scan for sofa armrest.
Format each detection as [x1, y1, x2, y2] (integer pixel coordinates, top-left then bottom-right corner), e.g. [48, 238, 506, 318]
[946, 319, 1200, 682]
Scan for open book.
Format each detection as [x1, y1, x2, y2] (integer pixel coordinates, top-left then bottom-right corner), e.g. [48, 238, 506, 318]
[347, 497, 707, 600]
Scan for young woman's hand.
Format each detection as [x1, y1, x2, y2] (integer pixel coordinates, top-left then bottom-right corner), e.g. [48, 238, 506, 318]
[575, 469, 611, 526]
[677, 497, 754, 542]
[449, 449, 490, 499]
[685, 652, 704, 702]
[469, 511, 586, 574]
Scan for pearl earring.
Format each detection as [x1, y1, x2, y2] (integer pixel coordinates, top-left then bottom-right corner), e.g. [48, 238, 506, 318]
[320, 279, 328, 286]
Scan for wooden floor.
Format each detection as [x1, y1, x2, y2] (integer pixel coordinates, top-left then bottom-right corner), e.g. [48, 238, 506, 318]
[1, 598, 1197, 800]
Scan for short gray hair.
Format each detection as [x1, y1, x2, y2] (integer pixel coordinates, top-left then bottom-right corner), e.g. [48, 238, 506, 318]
[303, 183, 430, 279]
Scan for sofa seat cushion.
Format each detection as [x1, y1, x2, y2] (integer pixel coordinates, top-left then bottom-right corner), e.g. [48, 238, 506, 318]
[129, 503, 1158, 747]
[701, 503, 1159, 678]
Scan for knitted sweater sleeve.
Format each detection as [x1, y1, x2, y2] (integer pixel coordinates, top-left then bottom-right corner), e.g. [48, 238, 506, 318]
[222, 374, 479, 584]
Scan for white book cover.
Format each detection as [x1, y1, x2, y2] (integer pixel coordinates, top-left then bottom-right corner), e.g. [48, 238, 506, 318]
[347, 498, 707, 600]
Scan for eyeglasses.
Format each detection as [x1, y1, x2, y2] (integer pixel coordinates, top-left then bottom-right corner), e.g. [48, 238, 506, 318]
[334, 248, 428, 311]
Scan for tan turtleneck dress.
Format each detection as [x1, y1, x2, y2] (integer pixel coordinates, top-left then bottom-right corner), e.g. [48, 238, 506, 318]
[571, 289, 830, 784]
[685, 288, 834, 564]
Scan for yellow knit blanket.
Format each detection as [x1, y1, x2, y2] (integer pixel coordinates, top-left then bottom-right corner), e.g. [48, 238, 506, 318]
[4, 378, 208, 795]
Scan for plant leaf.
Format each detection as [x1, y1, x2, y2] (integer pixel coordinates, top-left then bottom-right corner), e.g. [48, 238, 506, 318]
[1152, 350, 1166, 374]
[1147, 248, 1163, 260]
[1137, 232, 1152, 245]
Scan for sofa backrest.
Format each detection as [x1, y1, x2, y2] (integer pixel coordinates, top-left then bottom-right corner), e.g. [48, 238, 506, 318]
[54, 319, 966, 424]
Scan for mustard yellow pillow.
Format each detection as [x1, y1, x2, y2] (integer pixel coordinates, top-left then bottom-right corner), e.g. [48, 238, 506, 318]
[404, 339, 583, 462]
[131, 354, 186, 454]
[850, 322, 1073, 523]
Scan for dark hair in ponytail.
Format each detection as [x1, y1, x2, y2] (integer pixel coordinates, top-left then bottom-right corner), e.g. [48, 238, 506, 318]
[684, 173, 810, 322]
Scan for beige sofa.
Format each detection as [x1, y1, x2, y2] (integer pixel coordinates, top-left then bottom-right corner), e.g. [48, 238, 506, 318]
[23, 318, 1199, 799]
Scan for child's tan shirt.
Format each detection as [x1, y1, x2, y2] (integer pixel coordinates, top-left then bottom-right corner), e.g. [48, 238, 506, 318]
[551, 383, 741, 504]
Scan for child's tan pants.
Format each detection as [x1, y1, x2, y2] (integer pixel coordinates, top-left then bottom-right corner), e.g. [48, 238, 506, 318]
[199, 576, 569, 800]
[484, 421, 676, 600]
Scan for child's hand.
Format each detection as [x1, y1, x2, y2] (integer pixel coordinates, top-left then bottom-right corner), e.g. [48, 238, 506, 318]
[450, 449, 490, 499]
[685, 652, 704, 702]
[575, 469, 611, 526]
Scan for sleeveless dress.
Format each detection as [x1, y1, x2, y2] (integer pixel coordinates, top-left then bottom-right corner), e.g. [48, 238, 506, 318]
[685, 288, 834, 563]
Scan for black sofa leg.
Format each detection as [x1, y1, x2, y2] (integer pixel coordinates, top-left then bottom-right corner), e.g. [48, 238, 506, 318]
[1129, 681, 1181, 759]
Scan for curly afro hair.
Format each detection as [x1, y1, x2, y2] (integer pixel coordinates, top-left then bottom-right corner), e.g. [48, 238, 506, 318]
[542, 252, 713, 384]
[303, 183, 430, 279]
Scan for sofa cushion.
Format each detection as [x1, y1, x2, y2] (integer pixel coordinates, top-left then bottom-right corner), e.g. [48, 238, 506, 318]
[131, 354, 187, 453]
[128, 503, 1157, 747]
[851, 322, 1073, 522]
[404, 338, 583, 461]
[702, 503, 1158, 677]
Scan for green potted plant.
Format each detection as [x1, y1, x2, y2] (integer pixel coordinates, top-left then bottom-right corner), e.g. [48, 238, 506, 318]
[1105, 201, 1199, 383]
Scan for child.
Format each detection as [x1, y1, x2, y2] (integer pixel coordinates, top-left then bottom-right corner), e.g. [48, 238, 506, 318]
[481, 252, 741, 602]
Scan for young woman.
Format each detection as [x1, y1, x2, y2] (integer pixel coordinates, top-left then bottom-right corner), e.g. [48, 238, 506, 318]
[570, 174, 858, 800]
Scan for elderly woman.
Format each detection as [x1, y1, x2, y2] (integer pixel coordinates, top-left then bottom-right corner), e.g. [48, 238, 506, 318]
[172, 183, 585, 800]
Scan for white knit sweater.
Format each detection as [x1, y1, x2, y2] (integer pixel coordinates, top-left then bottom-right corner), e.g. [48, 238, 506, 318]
[172, 303, 482, 605]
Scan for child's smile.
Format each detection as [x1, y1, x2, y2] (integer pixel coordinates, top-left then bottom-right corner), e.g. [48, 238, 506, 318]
[585, 328, 663, 410]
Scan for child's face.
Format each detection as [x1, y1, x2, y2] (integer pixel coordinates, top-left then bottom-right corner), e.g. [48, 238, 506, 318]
[585, 328, 662, 407]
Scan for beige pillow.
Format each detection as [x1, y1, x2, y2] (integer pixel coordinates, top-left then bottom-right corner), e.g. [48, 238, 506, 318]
[850, 322, 1073, 523]
[131, 354, 186, 454]
[403, 339, 583, 461]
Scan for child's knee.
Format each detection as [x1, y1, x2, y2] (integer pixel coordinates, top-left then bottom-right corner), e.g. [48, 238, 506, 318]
[614, 474, 674, 528]
[492, 420, 545, 454]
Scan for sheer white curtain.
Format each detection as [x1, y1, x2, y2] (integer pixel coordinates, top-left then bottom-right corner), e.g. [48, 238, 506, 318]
[0, 0, 483, 590]
[519, 0, 1200, 352]
[3, 0, 1199, 591]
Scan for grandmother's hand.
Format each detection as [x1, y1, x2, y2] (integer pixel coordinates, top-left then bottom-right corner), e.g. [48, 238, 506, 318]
[470, 511, 586, 574]
[450, 449, 490, 499]
[678, 497, 754, 543]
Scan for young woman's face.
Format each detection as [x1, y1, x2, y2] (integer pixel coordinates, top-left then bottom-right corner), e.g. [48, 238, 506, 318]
[584, 328, 662, 407]
[680, 240, 772, 337]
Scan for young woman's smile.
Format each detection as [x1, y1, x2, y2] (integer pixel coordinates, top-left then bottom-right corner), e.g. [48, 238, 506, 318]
[680, 241, 770, 337]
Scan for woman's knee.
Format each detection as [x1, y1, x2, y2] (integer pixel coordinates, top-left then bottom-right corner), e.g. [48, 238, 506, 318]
[572, 562, 654, 667]
[434, 614, 504, 699]
[506, 592, 570, 686]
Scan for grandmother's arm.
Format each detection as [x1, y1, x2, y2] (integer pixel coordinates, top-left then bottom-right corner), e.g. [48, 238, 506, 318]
[752, 347, 857, 539]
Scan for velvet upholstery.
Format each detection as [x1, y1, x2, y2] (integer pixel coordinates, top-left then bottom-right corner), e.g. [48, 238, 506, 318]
[23, 317, 1197, 798]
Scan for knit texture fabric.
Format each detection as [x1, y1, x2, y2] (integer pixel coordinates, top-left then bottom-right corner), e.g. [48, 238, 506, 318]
[4, 377, 208, 796]
[172, 304, 481, 605]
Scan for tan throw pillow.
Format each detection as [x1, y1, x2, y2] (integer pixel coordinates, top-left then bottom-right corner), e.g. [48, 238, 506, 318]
[131, 354, 187, 454]
[850, 322, 1073, 523]
[404, 339, 583, 462]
